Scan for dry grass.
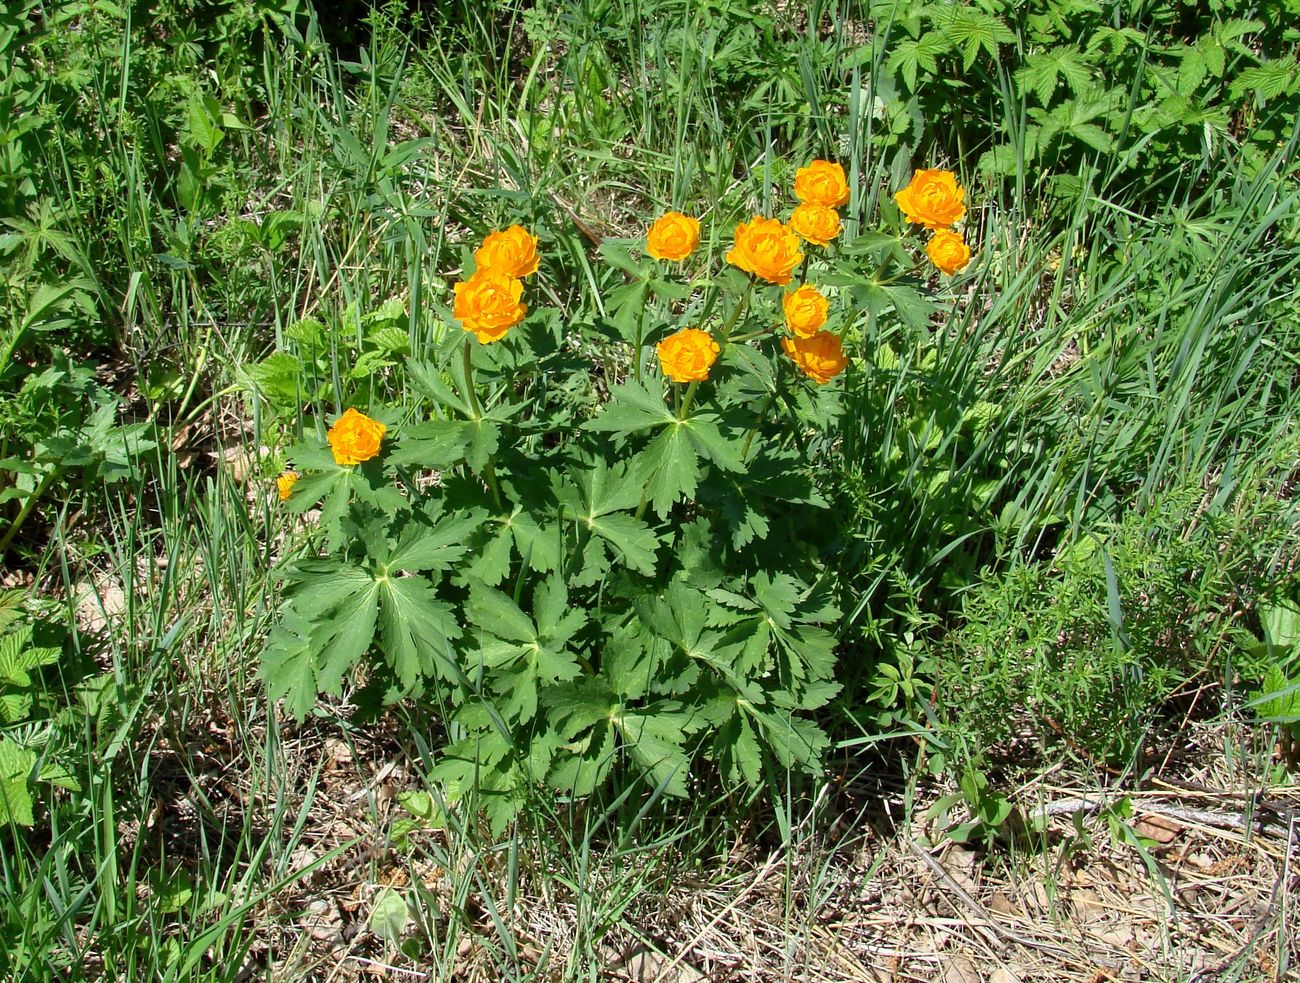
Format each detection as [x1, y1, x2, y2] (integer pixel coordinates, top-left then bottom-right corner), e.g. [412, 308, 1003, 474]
[174, 709, 1299, 982]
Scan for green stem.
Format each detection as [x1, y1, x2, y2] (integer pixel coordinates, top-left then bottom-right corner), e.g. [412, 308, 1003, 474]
[462, 339, 483, 419]
[633, 296, 648, 383]
[0, 468, 60, 555]
[739, 394, 776, 461]
[461, 338, 503, 510]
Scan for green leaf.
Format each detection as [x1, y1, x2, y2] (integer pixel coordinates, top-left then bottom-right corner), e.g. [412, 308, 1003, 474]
[614, 707, 690, 797]
[389, 420, 473, 469]
[468, 585, 537, 644]
[587, 512, 659, 576]
[634, 425, 700, 517]
[0, 739, 36, 826]
[379, 577, 461, 688]
[387, 509, 484, 573]
[369, 887, 409, 942]
[582, 382, 676, 435]
[311, 578, 382, 695]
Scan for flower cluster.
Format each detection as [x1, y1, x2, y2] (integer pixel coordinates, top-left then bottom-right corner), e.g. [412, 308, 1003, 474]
[773, 160, 850, 384]
[643, 160, 853, 388]
[894, 169, 973, 275]
[454, 225, 538, 344]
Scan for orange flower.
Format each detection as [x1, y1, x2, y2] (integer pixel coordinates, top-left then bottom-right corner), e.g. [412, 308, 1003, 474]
[646, 212, 700, 262]
[926, 229, 972, 275]
[276, 470, 299, 501]
[726, 217, 803, 285]
[474, 225, 539, 278]
[657, 327, 720, 383]
[453, 268, 527, 344]
[794, 160, 850, 208]
[788, 203, 842, 247]
[782, 284, 829, 338]
[327, 408, 387, 466]
[781, 331, 848, 385]
[894, 169, 966, 230]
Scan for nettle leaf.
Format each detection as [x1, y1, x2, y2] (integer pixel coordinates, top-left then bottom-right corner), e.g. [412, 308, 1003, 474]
[939, 8, 1015, 71]
[0, 623, 59, 690]
[0, 738, 36, 826]
[886, 34, 948, 90]
[1016, 48, 1093, 105]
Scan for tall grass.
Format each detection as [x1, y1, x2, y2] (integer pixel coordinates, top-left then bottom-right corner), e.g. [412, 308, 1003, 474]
[2, 1, 1298, 977]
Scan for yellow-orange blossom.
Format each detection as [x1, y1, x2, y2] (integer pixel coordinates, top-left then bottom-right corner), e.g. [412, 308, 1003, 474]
[474, 225, 539, 278]
[894, 169, 966, 230]
[657, 327, 720, 383]
[453, 268, 528, 344]
[788, 203, 841, 247]
[783, 284, 829, 338]
[276, 471, 298, 501]
[782, 331, 848, 385]
[794, 160, 851, 208]
[646, 212, 700, 261]
[926, 229, 972, 275]
[327, 408, 387, 466]
[726, 216, 803, 285]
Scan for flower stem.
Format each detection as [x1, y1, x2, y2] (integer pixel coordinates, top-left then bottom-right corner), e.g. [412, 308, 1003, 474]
[462, 339, 483, 419]
[461, 337, 503, 510]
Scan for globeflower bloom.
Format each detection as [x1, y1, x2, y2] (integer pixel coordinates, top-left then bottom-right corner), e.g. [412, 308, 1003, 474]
[657, 327, 720, 383]
[726, 217, 803, 285]
[793, 160, 851, 208]
[788, 203, 842, 247]
[453, 268, 527, 344]
[894, 169, 966, 230]
[276, 471, 299, 501]
[781, 331, 848, 384]
[646, 212, 700, 262]
[782, 284, 830, 338]
[327, 408, 387, 466]
[474, 225, 539, 278]
[926, 229, 972, 275]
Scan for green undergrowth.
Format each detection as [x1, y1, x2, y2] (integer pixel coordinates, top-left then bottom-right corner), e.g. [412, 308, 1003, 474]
[1, 0, 1298, 977]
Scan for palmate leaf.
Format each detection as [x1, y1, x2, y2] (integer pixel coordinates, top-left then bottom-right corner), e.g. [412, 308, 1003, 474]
[261, 611, 319, 721]
[715, 708, 763, 787]
[560, 460, 661, 574]
[582, 381, 677, 436]
[467, 580, 585, 720]
[312, 579, 381, 695]
[386, 508, 485, 573]
[379, 577, 460, 687]
[636, 426, 699, 518]
[613, 705, 691, 798]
